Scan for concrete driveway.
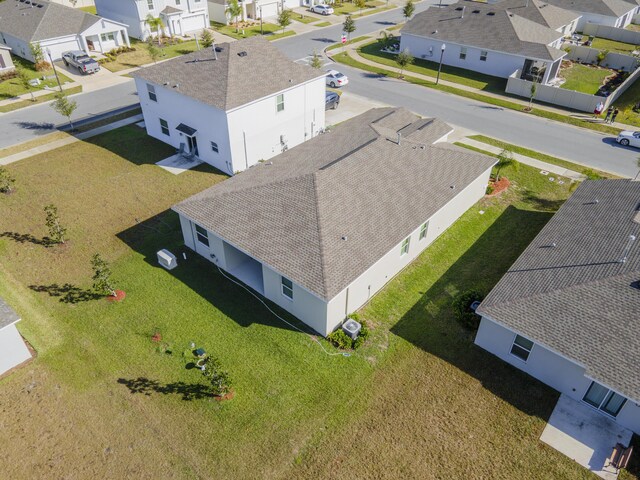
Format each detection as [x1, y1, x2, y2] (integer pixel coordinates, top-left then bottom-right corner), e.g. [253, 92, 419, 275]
[325, 91, 387, 126]
[55, 60, 131, 93]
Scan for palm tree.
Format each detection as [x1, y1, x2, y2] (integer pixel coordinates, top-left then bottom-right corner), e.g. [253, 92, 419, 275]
[226, 0, 243, 34]
[494, 149, 517, 181]
[145, 14, 165, 45]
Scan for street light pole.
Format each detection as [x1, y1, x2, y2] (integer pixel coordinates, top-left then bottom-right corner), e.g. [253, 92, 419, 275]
[436, 43, 445, 85]
[260, 6, 263, 35]
[46, 48, 63, 92]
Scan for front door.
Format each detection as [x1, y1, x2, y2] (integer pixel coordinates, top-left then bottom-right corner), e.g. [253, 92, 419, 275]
[87, 39, 95, 51]
[187, 135, 199, 157]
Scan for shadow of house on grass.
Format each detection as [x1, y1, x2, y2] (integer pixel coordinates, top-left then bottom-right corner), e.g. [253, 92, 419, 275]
[116, 210, 308, 335]
[389, 205, 560, 420]
[117, 377, 212, 401]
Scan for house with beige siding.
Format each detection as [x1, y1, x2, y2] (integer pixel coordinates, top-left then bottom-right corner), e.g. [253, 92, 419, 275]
[173, 107, 496, 336]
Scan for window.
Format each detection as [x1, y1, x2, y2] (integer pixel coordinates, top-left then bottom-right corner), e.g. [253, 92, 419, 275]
[147, 0, 154, 10]
[583, 382, 627, 417]
[147, 83, 157, 102]
[419, 221, 428, 241]
[459, 47, 467, 60]
[101, 32, 115, 42]
[480, 50, 488, 61]
[195, 224, 209, 246]
[510, 334, 533, 361]
[281, 276, 293, 300]
[276, 93, 284, 113]
[176, 0, 181, 4]
[159, 118, 169, 136]
[400, 236, 410, 256]
[211, 141, 219, 153]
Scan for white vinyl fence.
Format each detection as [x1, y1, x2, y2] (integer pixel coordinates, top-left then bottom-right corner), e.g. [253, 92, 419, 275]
[582, 23, 640, 45]
[566, 45, 640, 71]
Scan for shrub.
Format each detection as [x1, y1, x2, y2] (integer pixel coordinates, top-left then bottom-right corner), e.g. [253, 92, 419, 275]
[0, 70, 18, 81]
[34, 60, 51, 71]
[0, 167, 16, 194]
[485, 184, 495, 195]
[452, 290, 484, 330]
[582, 168, 603, 180]
[328, 329, 352, 349]
[328, 317, 370, 350]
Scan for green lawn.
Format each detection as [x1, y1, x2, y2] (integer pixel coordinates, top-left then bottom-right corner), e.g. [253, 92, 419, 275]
[315, 21, 332, 27]
[358, 39, 506, 92]
[0, 121, 627, 479]
[591, 37, 638, 54]
[0, 56, 73, 99]
[79, 5, 97, 14]
[101, 38, 201, 72]
[610, 73, 640, 127]
[334, 0, 386, 14]
[212, 22, 295, 41]
[0, 85, 82, 113]
[292, 12, 321, 24]
[559, 63, 613, 94]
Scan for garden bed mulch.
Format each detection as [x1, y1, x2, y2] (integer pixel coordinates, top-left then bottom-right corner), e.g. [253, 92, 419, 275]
[487, 177, 510, 196]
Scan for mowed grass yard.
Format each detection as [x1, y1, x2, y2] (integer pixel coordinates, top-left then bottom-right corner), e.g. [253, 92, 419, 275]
[0, 126, 626, 478]
[560, 63, 613, 94]
[101, 39, 201, 72]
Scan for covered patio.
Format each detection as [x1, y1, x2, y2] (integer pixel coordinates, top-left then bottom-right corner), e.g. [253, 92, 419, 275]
[541, 394, 633, 480]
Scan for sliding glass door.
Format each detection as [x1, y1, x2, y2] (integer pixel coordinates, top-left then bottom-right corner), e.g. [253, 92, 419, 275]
[583, 381, 627, 417]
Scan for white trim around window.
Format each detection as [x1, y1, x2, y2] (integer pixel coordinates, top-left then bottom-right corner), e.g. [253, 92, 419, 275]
[510, 334, 533, 362]
[194, 224, 209, 247]
[419, 221, 428, 241]
[400, 236, 410, 256]
[281, 276, 293, 300]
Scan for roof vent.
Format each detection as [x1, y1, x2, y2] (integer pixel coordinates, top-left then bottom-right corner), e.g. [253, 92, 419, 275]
[487, 11, 495, 15]
[450, 184, 455, 189]
[455, 6, 463, 10]
[237, 51, 247, 57]
[618, 234, 637, 264]
[215, 46, 223, 52]
[341, 235, 348, 241]
[472, 9, 480, 13]
[631, 280, 640, 290]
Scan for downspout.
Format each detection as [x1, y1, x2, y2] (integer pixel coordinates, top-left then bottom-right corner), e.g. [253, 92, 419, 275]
[243, 130, 249, 171]
[344, 287, 349, 317]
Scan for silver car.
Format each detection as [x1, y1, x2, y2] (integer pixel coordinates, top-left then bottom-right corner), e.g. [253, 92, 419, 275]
[616, 130, 640, 147]
[311, 4, 334, 15]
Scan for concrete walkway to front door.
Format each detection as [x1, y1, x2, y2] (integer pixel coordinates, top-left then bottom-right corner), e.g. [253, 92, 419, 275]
[540, 394, 633, 480]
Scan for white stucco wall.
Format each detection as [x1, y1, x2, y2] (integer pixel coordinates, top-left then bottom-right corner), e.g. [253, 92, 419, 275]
[0, 48, 14, 72]
[95, 0, 147, 39]
[208, 1, 229, 24]
[475, 316, 640, 434]
[226, 76, 326, 172]
[576, 11, 634, 31]
[0, 323, 31, 376]
[326, 165, 494, 334]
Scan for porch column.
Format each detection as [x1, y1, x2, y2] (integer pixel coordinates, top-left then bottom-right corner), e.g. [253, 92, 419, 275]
[97, 34, 104, 52]
[79, 35, 89, 53]
[542, 61, 553, 85]
[122, 29, 130, 47]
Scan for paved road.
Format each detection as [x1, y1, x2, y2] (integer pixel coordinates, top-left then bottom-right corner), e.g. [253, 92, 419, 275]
[1, 0, 638, 177]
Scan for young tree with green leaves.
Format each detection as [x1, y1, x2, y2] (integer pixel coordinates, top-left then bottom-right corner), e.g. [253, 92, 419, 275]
[147, 42, 162, 64]
[145, 14, 165, 45]
[50, 92, 77, 130]
[29, 42, 44, 64]
[0, 167, 16, 194]
[201, 356, 233, 397]
[16, 67, 35, 102]
[494, 149, 517, 181]
[91, 253, 116, 297]
[310, 50, 323, 69]
[225, 0, 243, 33]
[44, 204, 67, 244]
[403, 0, 415, 20]
[528, 81, 537, 110]
[277, 9, 292, 34]
[200, 29, 214, 48]
[343, 15, 356, 41]
[395, 48, 413, 76]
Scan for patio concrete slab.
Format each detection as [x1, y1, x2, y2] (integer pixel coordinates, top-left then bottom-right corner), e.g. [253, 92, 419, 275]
[156, 153, 203, 175]
[325, 91, 388, 127]
[541, 394, 633, 480]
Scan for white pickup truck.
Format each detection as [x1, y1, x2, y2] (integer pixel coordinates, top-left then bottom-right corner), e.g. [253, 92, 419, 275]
[61, 50, 100, 75]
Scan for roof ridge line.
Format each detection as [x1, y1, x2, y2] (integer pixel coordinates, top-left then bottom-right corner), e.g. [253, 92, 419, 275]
[310, 173, 330, 298]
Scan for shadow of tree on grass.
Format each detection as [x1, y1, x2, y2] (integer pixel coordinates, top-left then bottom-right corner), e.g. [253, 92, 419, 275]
[117, 377, 211, 401]
[29, 283, 102, 303]
[1, 231, 52, 246]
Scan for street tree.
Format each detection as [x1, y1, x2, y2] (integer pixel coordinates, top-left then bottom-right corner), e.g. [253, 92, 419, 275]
[494, 149, 517, 181]
[278, 9, 292, 34]
[50, 92, 78, 130]
[528, 81, 537, 110]
[403, 0, 415, 20]
[44, 204, 67, 244]
[0, 167, 16, 194]
[147, 42, 162, 64]
[343, 15, 356, 41]
[395, 48, 414, 77]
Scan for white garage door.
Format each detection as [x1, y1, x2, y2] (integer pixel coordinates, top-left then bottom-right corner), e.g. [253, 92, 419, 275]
[42, 37, 82, 60]
[0, 324, 31, 375]
[258, 1, 279, 18]
[181, 14, 206, 33]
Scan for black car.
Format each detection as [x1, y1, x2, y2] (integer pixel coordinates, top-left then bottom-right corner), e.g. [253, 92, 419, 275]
[325, 91, 340, 110]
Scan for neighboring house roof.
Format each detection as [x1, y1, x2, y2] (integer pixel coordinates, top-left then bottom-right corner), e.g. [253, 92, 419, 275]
[0, 0, 107, 42]
[132, 36, 324, 111]
[0, 296, 20, 331]
[495, 0, 582, 30]
[160, 5, 183, 15]
[478, 180, 640, 402]
[174, 108, 496, 301]
[545, 0, 636, 17]
[402, 2, 566, 62]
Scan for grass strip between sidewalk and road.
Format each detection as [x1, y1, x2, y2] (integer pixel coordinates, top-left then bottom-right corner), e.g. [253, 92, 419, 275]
[0, 85, 83, 113]
[326, 36, 371, 51]
[330, 50, 622, 136]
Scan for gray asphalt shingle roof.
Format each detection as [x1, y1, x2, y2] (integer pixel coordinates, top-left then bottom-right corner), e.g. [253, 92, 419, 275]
[0, 0, 103, 42]
[174, 108, 496, 301]
[402, 1, 567, 61]
[545, 0, 636, 17]
[496, 0, 582, 30]
[0, 296, 20, 330]
[478, 180, 640, 402]
[132, 36, 325, 111]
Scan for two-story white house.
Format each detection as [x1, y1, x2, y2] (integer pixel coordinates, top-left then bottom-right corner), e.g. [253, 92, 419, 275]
[172, 107, 496, 336]
[132, 36, 326, 175]
[95, 0, 209, 40]
[0, 0, 130, 61]
[400, 0, 577, 84]
[475, 179, 640, 436]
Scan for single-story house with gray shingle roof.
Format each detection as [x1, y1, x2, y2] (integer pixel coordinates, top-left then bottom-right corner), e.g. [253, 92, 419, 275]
[475, 179, 640, 435]
[0, 0, 130, 61]
[400, 0, 575, 84]
[0, 297, 32, 377]
[173, 107, 496, 336]
[132, 36, 326, 174]
[0, 43, 15, 73]
[544, 0, 637, 29]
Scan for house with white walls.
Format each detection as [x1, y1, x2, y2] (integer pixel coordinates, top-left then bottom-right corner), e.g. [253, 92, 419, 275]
[400, 0, 576, 84]
[50, 0, 95, 7]
[475, 179, 640, 435]
[95, 0, 209, 40]
[0, 297, 32, 377]
[545, 0, 637, 29]
[207, 0, 317, 25]
[172, 107, 496, 336]
[131, 36, 326, 175]
[0, 43, 15, 73]
[0, 0, 130, 61]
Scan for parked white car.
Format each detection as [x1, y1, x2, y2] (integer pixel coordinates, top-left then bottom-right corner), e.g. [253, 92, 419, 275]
[311, 4, 334, 15]
[616, 130, 640, 147]
[326, 70, 348, 88]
